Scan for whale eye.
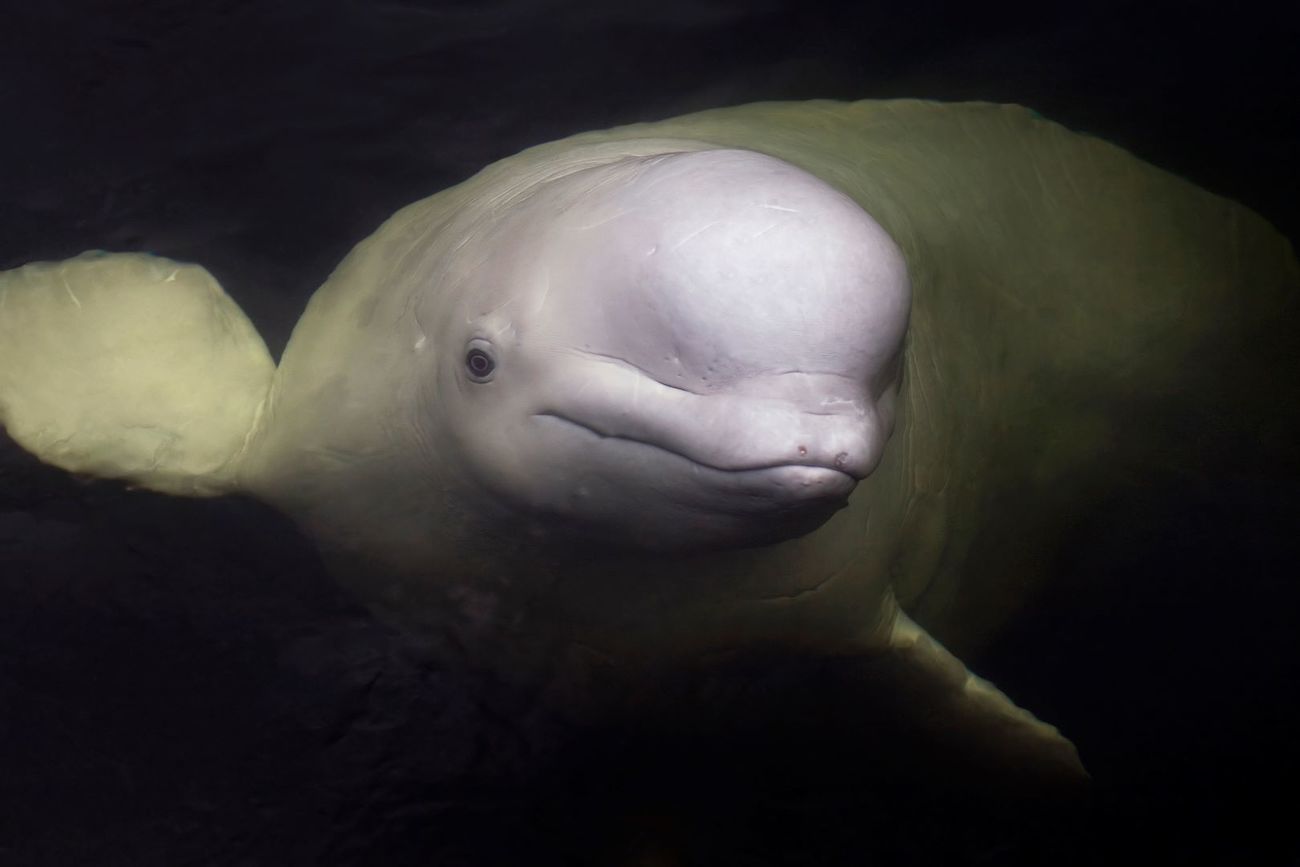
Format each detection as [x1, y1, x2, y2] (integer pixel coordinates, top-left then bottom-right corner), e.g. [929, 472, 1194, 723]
[465, 344, 496, 382]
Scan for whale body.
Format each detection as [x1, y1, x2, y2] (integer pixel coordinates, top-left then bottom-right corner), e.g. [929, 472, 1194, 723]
[3, 100, 1296, 780]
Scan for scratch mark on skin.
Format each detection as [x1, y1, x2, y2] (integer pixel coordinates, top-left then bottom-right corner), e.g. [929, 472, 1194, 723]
[60, 275, 83, 310]
[751, 221, 781, 240]
[673, 221, 721, 251]
[534, 264, 553, 316]
[760, 204, 799, 214]
[576, 208, 641, 231]
[164, 269, 179, 283]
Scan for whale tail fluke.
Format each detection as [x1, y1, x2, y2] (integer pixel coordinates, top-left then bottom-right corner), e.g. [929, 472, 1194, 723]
[0, 251, 274, 496]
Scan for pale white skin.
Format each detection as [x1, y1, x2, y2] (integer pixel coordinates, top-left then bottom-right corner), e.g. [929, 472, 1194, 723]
[420, 149, 910, 553]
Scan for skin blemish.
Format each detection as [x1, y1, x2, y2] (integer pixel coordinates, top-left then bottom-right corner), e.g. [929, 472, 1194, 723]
[798, 445, 808, 456]
[59, 275, 83, 311]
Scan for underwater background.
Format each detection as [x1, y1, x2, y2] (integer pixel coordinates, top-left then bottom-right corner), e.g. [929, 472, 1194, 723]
[1, 1, 1298, 864]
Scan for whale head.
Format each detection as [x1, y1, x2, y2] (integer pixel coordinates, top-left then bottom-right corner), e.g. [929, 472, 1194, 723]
[417, 148, 910, 553]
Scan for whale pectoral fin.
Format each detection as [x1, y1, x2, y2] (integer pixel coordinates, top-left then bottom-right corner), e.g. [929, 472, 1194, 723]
[0, 252, 274, 496]
[879, 607, 1087, 784]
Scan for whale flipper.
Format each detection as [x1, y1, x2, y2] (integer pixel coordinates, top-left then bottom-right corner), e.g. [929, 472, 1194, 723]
[0, 251, 273, 495]
[880, 605, 1085, 782]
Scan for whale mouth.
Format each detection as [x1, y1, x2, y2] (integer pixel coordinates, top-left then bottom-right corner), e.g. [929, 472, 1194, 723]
[534, 411, 859, 506]
[508, 412, 863, 552]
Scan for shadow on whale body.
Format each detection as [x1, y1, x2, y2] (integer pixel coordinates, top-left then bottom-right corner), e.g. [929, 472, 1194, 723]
[3, 99, 1298, 821]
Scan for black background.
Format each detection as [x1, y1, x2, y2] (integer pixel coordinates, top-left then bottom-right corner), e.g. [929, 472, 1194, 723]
[1, 2, 1298, 865]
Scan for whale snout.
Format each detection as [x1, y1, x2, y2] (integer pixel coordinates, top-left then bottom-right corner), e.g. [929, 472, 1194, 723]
[536, 365, 885, 485]
[479, 350, 898, 552]
[523, 401, 868, 550]
[785, 413, 879, 482]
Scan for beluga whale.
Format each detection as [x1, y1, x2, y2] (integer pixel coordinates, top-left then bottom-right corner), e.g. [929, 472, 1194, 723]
[3, 100, 1296, 782]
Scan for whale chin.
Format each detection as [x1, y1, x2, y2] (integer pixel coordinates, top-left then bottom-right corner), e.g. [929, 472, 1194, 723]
[750, 464, 859, 505]
[538, 505, 848, 557]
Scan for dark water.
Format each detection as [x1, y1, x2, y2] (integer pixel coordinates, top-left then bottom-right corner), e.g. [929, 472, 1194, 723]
[1, 2, 1298, 864]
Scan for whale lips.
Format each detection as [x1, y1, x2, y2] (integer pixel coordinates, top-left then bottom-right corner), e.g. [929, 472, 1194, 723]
[535, 411, 862, 486]
[532, 409, 864, 517]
